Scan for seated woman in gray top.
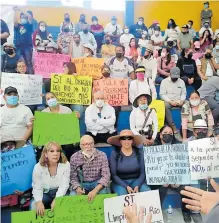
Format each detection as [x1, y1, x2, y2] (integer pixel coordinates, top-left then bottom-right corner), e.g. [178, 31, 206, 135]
[108, 129, 150, 196]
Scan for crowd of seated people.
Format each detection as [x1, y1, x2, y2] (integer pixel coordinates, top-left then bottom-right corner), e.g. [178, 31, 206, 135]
[1, 2, 219, 223]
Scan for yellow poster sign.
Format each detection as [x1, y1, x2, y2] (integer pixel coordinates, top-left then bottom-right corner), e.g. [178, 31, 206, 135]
[51, 74, 92, 105]
[72, 57, 104, 79]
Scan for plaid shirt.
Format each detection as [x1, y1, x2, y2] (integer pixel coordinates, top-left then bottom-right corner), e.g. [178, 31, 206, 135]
[70, 149, 110, 190]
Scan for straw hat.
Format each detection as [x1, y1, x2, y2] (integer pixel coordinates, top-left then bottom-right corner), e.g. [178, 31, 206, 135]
[107, 129, 144, 146]
[0, 135, 25, 149]
[133, 93, 152, 108]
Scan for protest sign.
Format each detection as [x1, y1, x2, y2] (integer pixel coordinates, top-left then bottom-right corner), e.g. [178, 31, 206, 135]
[72, 57, 104, 79]
[104, 190, 164, 223]
[188, 138, 219, 180]
[33, 111, 80, 146]
[51, 74, 92, 105]
[12, 209, 54, 223]
[1, 146, 36, 197]
[34, 52, 70, 78]
[55, 194, 116, 223]
[149, 100, 165, 131]
[1, 73, 43, 105]
[93, 78, 128, 106]
[144, 144, 197, 185]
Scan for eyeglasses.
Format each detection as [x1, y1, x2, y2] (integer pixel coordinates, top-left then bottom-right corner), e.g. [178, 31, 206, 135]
[119, 136, 133, 141]
[80, 142, 94, 147]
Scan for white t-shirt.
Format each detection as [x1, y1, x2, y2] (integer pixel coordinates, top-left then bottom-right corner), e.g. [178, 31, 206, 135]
[42, 105, 72, 114]
[138, 39, 149, 49]
[104, 23, 123, 35]
[196, 59, 214, 77]
[120, 33, 134, 49]
[71, 42, 83, 58]
[0, 104, 33, 139]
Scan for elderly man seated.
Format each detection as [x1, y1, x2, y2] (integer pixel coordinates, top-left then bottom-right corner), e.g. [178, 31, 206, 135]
[85, 91, 116, 144]
[70, 135, 110, 202]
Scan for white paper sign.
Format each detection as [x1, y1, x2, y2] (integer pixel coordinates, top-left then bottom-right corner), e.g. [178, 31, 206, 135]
[188, 138, 219, 180]
[1, 73, 43, 105]
[104, 190, 164, 223]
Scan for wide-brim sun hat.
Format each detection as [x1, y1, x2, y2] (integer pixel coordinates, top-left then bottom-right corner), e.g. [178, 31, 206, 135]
[1, 135, 25, 149]
[133, 93, 152, 108]
[164, 37, 177, 47]
[107, 129, 144, 146]
[193, 119, 208, 129]
[83, 43, 95, 54]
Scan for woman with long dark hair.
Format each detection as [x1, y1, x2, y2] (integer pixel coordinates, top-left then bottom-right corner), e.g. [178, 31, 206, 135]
[163, 18, 181, 42]
[200, 29, 213, 52]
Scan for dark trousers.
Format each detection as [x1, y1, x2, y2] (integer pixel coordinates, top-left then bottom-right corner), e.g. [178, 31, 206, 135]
[204, 96, 219, 124]
[86, 132, 117, 144]
[42, 189, 58, 209]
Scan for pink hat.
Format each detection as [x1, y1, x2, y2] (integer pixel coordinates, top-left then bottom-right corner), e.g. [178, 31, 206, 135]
[152, 20, 159, 25]
[194, 41, 200, 48]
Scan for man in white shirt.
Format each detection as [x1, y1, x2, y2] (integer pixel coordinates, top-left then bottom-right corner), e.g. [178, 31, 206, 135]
[70, 34, 83, 58]
[160, 67, 186, 133]
[0, 86, 33, 142]
[85, 91, 116, 144]
[108, 45, 135, 79]
[78, 24, 97, 50]
[120, 26, 134, 49]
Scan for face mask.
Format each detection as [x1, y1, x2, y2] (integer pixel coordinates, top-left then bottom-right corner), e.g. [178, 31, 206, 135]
[204, 24, 209, 29]
[21, 18, 27, 24]
[168, 22, 172, 26]
[136, 72, 145, 81]
[196, 131, 207, 139]
[47, 98, 58, 107]
[204, 4, 209, 9]
[162, 134, 173, 144]
[116, 53, 123, 58]
[111, 20, 116, 25]
[195, 48, 200, 51]
[6, 96, 19, 105]
[139, 104, 148, 110]
[188, 53, 193, 59]
[168, 41, 174, 47]
[205, 53, 212, 59]
[84, 52, 90, 57]
[182, 31, 188, 35]
[95, 99, 104, 107]
[83, 29, 88, 34]
[130, 42, 135, 47]
[102, 72, 110, 78]
[190, 99, 200, 106]
[161, 52, 166, 58]
[124, 28, 129, 34]
[154, 31, 159, 36]
[105, 40, 110, 44]
[40, 26, 45, 32]
[171, 78, 178, 82]
[64, 17, 70, 22]
[215, 45, 219, 50]
[63, 28, 69, 33]
[138, 21, 143, 26]
[93, 21, 98, 25]
[142, 34, 146, 39]
[80, 17, 85, 22]
[5, 48, 14, 55]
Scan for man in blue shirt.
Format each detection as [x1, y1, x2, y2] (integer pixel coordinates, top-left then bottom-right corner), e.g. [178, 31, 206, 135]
[129, 17, 148, 39]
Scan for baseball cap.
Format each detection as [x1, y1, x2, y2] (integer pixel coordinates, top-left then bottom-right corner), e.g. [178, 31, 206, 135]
[170, 67, 180, 78]
[181, 24, 189, 29]
[4, 86, 18, 95]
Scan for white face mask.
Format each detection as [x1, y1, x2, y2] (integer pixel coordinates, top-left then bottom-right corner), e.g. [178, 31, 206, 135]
[40, 26, 46, 32]
[93, 21, 98, 25]
[161, 52, 166, 57]
[95, 99, 104, 107]
[124, 28, 129, 34]
[154, 31, 159, 36]
[190, 99, 200, 106]
[138, 21, 143, 26]
[84, 52, 90, 57]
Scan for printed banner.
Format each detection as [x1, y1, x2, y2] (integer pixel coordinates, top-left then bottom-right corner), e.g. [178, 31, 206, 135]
[72, 57, 104, 79]
[33, 111, 80, 146]
[1, 73, 42, 105]
[55, 194, 116, 223]
[51, 74, 92, 105]
[1, 146, 36, 197]
[149, 100, 165, 132]
[93, 78, 128, 106]
[188, 138, 219, 180]
[104, 191, 164, 223]
[144, 144, 197, 185]
[34, 52, 70, 78]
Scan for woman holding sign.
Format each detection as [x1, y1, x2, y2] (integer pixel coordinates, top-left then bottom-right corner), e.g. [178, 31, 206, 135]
[31, 142, 70, 216]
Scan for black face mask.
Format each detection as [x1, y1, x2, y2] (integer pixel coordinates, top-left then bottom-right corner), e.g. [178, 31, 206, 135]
[162, 134, 174, 144]
[64, 18, 70, 22]
[196, 132, 207, 139]
[102, 72, 110, 77]
[168, 41, 174, 47]
[182, 31, 188, 35]
[105, 40, 110, 44]
[171, 78, 178, 82]
[205, 53, 212, 59]
[195, 48, 200, 51]
[83, 29, 88, 34]
[188, 53, 193, 59]
[116, 53, 123, 58]
[63, 28, 69, 33]
[5, 48, 14, 55]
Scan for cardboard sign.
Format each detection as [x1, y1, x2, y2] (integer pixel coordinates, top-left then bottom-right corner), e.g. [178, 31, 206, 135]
[55, 194, 116, 223]
[72, 57, 104, 79]
[104, 191, 164, 223]
[1, 73, 43, 105]
[144, 144, 197, 185]
[51, 74, 92, 105]
[188, 138, 219, 180]
[33, 111, 80, 146]
[1, 146, 36, 197]
[93, 78, 128, 106]
[34, 52, 70, 78]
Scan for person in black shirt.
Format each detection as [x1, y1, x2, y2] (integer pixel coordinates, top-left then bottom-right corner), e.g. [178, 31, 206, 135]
[0, 19, 10, 50]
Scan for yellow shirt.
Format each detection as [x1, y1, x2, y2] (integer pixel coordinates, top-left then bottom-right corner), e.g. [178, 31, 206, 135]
[101, 44, 116, 59]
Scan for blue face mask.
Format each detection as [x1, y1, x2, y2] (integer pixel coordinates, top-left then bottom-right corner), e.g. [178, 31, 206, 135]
[215, 45, 219, 50]
[6, 96, 19, 105]
[47, 98, 58, 107]
[111, 20, 116, 25]
[139, 104, 148, 110]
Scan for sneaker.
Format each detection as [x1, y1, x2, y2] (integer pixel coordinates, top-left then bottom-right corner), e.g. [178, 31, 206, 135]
[191, 213, 203, 223]
[183, 212, 192, 223]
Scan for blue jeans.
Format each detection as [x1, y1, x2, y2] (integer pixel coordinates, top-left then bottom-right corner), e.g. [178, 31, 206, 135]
[70, 104, 85, 120]
[70, 180, 109, 195]
[155, 76, 165, 84]
[112, 179, 151, 196]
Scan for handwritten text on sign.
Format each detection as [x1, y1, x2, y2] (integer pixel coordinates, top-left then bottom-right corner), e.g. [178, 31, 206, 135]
[1, 73, 42, 105]
[188, 138, 219, 180]
[1, 146, 36, 197]
[34, 52, 70, 78]
[51, 74, 92, 105]
[144, 144, 197, 185]
[72, 57, 104, 79]
[104, 190, 163, 223]
[93, 78, 128, 106]
[55, 194, 116, 223]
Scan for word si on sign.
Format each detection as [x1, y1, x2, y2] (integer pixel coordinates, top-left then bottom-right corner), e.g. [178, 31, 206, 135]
[34, 52, 70, 78]
[93, 78, 128, 106]
[1, 146, 36, 197]
[104, 190, 164, 223]
[188, 138, 219, 180]
[144, 143, 197, 185]
[51, 74, 92, 105]
[72, 57, 104, 79]
[1, 73, 42, 105]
